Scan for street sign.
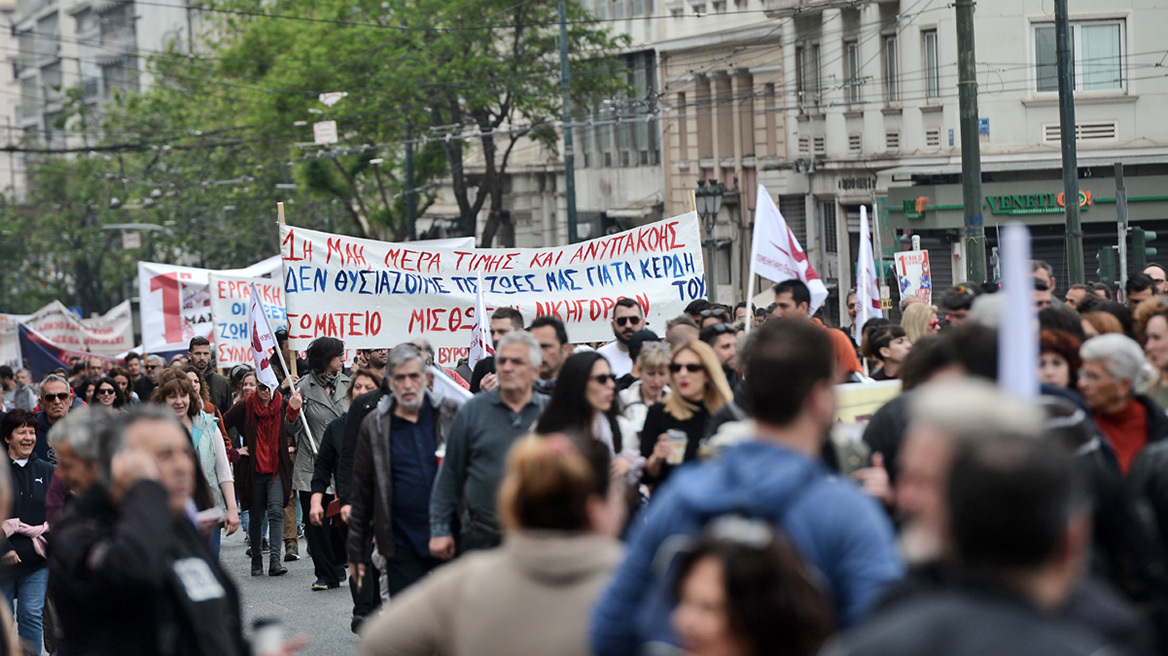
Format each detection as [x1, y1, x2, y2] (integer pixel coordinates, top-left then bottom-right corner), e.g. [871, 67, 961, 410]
[313, 121, 338, 145]
[122, 231, 141, 250]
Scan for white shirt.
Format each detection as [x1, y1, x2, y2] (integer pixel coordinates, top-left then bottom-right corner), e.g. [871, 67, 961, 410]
[596, 341, 634, 379]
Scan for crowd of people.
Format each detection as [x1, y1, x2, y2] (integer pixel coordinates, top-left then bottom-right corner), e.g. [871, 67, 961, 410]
[0, 263, 1167, 655]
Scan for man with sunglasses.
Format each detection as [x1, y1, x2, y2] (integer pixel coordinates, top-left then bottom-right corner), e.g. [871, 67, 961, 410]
[133, 354, 165, 404]
[33, 374, 74, 462]
[597, 298, 645, 380]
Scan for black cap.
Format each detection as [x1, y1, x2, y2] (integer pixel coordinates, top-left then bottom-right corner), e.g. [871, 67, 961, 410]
[627, 329, 661, 362]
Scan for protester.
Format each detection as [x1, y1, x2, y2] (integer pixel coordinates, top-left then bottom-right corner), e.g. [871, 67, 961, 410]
[222, 379, 300, 576]
[700, 322, 739, 386]
[1078, 334, 1168, 474]
[430, 331, 549, 556]
[697, 307, 732, 329]
[466, 306, 525, 393]
[863, 325, 911, 381]
[72, 379, 97, 407]
[1033, 279, 1054, 311]
[733, 301, 752, 326]
[640, 341, 731, 487]
[534, 352, 640, 482]
[771, 280, 863, 382]
[230, 366, 257, 406]
[361, 348, 389, 378]
[48, 406, 298, 655]
[123, 352, 144, 391]
[106, 366, 138, 405]
[289, 337, 350, 589]
[591, 319, 903, 655]
[1, 409, 54, 652]
[671, 517, 834, 656]
[33, 375, 73, 462]
[348, 344, 460, 610]
[1127, 273, 1156, 310]
[360, 433, 624, 656]
[1082, 310, 1124, 339]
[1064, 283, 1094, 310]
[597, 298, 646, 380]
[134, 354, 164, 403]
[1145, 264, 1168, 294]
[186, 337, 232, 414]
[152, 376, 240, 557]
[309, 368, 380, 628]
[937, 285, 976, 327]
[665, 315, 700, 347]
[92, 378, 124, 411]
[0, 453, 25, 656]
[0, 368, 34, 413]
[618, 341, 671, 435]
[1038, 329, 1082, 391]
[528, 315, 572, 395]
[831, 430, 1122, 656]
[1134, 297, 1168, 407]
[901, 302, 939, 344]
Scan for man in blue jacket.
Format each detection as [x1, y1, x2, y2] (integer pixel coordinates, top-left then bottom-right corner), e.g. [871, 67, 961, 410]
[590, 319, 904, 655]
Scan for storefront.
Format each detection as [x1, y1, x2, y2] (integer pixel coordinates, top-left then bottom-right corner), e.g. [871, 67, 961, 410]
[883, 158, 1168, 295]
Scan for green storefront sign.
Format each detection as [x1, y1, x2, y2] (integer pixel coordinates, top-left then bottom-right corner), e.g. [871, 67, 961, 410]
[983, 191, 1091, 215]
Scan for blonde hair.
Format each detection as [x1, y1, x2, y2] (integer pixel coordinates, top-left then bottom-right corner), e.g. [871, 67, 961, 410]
[636, 341, 672, 371]
[901, 302, 937, 343]
[663, 341, 732, 421]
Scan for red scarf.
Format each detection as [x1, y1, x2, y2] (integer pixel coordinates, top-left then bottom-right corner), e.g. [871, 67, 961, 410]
[246, 390, 283, 474]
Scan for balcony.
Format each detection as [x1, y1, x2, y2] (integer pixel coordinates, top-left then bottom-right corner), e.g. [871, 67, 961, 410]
[15, 0, 53, 22]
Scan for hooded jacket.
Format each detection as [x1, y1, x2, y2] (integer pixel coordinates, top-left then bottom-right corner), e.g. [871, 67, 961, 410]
[358, 532, 622, 656]
[590, 440, 903, 656]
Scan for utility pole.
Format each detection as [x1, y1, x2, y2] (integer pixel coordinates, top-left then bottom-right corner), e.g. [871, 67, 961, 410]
[405, 123, 417, 241]
[1056, 0, 1084, 283]
[1115, 162, 1128, 291]
[955, 0, 986, 284]
[558, 0, 578, 243]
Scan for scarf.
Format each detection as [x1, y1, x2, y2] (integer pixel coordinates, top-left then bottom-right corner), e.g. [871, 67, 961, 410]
[2, 518, 48, 558]
[246, 389, 284, 448]
[313, 370, 340, 397]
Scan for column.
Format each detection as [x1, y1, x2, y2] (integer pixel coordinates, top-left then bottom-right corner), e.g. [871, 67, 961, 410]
[859, 1, 883, 153]
[820, 8, 846, 157]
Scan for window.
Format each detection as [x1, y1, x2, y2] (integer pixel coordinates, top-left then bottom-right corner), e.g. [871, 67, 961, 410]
[845, 41, 861, 104]
[1034, 21, 1123, 92]
[923, 30, 940, 98]
[796, 44, 821, 108]
[883, 35, 899, 103]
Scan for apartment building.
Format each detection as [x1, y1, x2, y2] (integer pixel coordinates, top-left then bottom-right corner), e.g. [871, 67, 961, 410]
[0, 1, 24, 197]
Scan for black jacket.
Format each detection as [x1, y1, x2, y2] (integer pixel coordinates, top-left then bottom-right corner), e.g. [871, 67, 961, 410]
[48, 482, 248, 656]
[311, 415, 345, 495]
[2, 454, 54, 576]
[337, 383, 389, 504]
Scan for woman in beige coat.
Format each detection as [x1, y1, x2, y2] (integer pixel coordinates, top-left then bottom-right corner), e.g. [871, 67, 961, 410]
[358, 432, 625, 656]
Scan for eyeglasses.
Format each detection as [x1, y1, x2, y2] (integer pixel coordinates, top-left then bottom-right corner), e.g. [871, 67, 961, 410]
[146, 365, 158, 371]
[699, 309, 730, 320]
[615, 316, 642, 327]
[704, 322, 736, 336]
[669, 363, 704, 373]
[97, 388, 116, 396]
[591, 373, 617, 385]
[42, 393, 70, 403]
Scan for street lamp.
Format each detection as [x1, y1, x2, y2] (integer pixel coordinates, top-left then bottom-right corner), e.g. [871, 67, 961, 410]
[696, 180, 725, 302]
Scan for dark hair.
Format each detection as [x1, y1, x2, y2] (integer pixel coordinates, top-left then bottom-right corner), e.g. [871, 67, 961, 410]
[1, 409, 38, 445]
[188, 336, 211, 351]
[150, 376, 199, 418]
[124, 352, 142, 365]
[1084, 299, 1134, 337]
[534, 352, 622, 452]
[942, 323, 998, 381]
[948, 434, 1085, 569]
[699, 322, 737, 346]
[1127, 273, 1155, 296]
[672, 518, 834, 656]
[230, 365, 256, 395]
[864, 325, 907, 362]
[1038, 306, 1086, 341]
[306, 336, 346, 374]
[773, 279, 811, 309]
[94, 378, 126, 409]
[899, 334, 959, 390]
[734, 301, 748, 312]
[529, 315, 569, 346]
[274, 328, 289, 346]
[938, 285, 977, 313]
[0, 366, 13, 380]
[1089, 281, 1112, 299]
[178, 365, 212, 404]
[1033, 278, 1050, 292]
[1040, 329, 1082, 388]
[489, 306, 524, 331]
[613, 297, 643, 319]
[73, 378, 97, 402]
[742, 320, 834, 426]
[684, 299, 712, 317]
[348, 369, 384, 402]
[498, 432, 611, 532]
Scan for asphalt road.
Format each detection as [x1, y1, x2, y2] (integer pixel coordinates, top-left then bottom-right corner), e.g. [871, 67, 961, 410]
[219, 528, 361, 656]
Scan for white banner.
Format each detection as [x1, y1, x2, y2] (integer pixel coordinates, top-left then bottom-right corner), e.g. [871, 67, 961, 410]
[280, 213, 706, 364]
[893, 251, 933, 307]
[13, 300, 135, 356]
[0, 314, 27, 367]
[138, 257, 282, 354]
[208, 274, 288, 367]
[854, 206, 882, 344]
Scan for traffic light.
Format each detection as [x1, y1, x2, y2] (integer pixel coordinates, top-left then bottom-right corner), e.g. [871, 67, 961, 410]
[1096, 247, 1117, 286]
[1133, 227, 1158, 272]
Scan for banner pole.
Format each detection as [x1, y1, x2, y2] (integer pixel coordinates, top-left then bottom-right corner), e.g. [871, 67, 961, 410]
[275, 202, 298, 381]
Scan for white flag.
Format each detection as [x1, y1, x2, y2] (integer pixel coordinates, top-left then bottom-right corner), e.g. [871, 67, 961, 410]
[751, 184, 829, 314]
[249, 283, 280, 391]
[999, 224, 1039, 399]
[854, 205, 883, 344]
[468, 274, 494, 370]
[429, 365, 473, 405]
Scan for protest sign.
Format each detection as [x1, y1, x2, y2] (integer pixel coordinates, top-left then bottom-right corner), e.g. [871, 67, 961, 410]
[834, 380, 902, 424]
[138, 257, 282, 354]
[21, 300, 135, 356]
[280, 213, 705, 363]
[0, 314, 28, 367]
[893, 250, 932, 306]
[208, 274, 288, 367]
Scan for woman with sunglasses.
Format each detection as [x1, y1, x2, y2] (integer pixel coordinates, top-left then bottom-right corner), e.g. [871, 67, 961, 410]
[901, 302, 940, 344]
[92, 378, 125, 410]
[640, 342, 732, 488]
[535, 352, 641, 480]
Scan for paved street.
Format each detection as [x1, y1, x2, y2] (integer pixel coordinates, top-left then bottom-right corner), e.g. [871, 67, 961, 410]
[219, 528, 360, 656]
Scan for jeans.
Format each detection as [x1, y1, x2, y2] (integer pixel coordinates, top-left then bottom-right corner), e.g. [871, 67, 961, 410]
[1, 565, 49, 651]
[383, 546, 442, 597]
[209, 525, 222, 559]
[250, 473, 284, 566]
[298, 491, 345, 583]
